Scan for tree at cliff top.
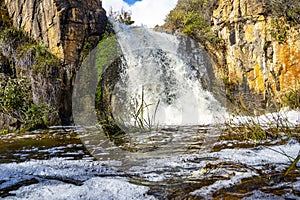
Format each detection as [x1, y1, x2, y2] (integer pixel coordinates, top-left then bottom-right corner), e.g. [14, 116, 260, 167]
[269, 0, 300, 23]
[164, 0, 300, 39]
[163, 0, 219, 43]
[108, 7, 135, 25]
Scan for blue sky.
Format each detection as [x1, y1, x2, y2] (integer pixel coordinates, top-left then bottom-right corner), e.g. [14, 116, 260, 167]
[102, 0, 178, 27]
[123, 0, 142, 5]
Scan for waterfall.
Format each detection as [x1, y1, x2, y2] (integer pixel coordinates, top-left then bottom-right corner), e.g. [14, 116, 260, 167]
[111, 23, 226, 127]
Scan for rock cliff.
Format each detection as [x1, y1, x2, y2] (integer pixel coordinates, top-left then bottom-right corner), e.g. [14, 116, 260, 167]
[0, 0, 107, 132]
[4, 0, 107, 123]
[5, 0, 107, 67]
[165, 0, 300, 112]
[210, 0, 300, 110]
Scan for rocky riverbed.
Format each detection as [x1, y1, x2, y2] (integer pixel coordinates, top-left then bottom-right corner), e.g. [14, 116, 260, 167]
[0, 125, 299, 199]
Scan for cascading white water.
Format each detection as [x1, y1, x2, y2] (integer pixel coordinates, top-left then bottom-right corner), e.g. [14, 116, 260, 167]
[111, 22, 226, 127]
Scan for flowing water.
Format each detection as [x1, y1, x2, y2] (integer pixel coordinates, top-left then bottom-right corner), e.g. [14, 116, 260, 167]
[1, 126, 299, 199]
[111, 23, 226, 127]
[1, 24, 300, 199]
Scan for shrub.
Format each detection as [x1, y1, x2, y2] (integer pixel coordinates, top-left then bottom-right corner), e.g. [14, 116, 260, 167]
[269, 18, 289, 42]
[108, 7, 134, 25]
[24, 103, 56, 131]
[164, 0, 220, 44]
[269, 0, 300, 23]
[281, 89, 300, 109]
[0, 78, 30, 111]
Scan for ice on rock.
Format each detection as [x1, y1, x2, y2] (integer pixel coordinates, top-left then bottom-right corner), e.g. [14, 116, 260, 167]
[9, 178, 155, 200]
[0, 158, 155, 200]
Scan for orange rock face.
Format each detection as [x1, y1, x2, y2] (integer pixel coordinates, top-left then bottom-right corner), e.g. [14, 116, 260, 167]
[210, 0, 300, 104]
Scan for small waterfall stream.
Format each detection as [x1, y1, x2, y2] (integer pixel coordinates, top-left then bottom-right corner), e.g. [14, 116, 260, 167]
[111, 23, 225, 128]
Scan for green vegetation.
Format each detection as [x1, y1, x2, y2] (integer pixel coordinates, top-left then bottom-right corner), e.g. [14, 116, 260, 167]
[93, 24, 125, 136]
[0, 27, 59, 74]
[164, 0, 220, 43]
[0, 77, 56, 131]
[94, 23, 122, 123]
[220, 112, 299, 142]
[129, 87, 160, 131]
[21, 44, 59, 73]
[0, 129, 8, 135]
[83, 41, 92, 58]
[108, 7, 135, 25]
[269, 18, 290, 42]
[269, 0, 300, 24]
[23, 103, 57, 131]
[220, 86, 300, 142]
[0, 78, 29, 111]
[0, 26, 60, 132]
[281, 89, 300, 110]
[96, 29, 122, 77]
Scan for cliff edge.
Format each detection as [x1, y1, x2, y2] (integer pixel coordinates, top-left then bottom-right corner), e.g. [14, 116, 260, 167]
[0, 0, 107, 132]
[164, 0, 300, 112]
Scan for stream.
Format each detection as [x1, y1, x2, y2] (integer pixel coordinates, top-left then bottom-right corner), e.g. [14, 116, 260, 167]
[0, 125, 299, 199]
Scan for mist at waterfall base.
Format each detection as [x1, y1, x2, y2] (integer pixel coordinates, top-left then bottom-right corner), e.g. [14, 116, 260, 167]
[111, 23, 226, 129]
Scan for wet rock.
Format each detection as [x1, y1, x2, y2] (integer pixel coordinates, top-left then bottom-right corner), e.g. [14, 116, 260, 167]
[0, 113, 19, 132]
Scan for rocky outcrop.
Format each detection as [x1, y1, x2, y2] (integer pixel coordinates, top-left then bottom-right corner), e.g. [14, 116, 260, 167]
[164, 0, 299, 111]
[3, 0, 107, 125]
[210, 0, 300, 108]
[4, 0, 107, 67]
[0, 27, 63, 132]
[0, 0, 107, 131]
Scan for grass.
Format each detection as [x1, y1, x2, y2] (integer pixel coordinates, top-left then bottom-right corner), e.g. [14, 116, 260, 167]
[220, 111, 299, 142]
[128, 86, 160, 132]
[281, 89, 300, 110]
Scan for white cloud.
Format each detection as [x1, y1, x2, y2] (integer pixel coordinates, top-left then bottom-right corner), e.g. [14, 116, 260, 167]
[102, 0, 178, 27]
